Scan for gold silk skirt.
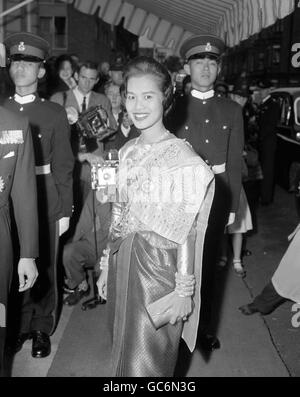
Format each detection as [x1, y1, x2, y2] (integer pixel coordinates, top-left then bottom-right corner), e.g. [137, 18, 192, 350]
[107, 231, 183, 377]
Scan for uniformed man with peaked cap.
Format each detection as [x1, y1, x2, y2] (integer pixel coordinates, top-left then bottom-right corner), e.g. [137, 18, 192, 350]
[179, 34, 226, 60]
[4, 31, 50, 62]
[4, 32, 74, 359]
[0, 41, 38, 376]
[166, 34, 244, 351]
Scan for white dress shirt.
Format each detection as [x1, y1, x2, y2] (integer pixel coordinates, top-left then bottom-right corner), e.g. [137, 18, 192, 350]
[73, 87, 92, 112]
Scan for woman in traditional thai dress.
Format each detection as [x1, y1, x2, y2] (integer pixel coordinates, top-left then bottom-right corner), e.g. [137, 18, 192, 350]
[97, 56, 215, 377]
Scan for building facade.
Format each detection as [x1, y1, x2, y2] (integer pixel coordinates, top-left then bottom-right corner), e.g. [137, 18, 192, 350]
[0, 0, 138, 64]
[222, 6, 300, 89]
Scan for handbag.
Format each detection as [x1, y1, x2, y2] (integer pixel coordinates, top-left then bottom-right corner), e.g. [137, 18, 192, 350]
[146, 291, 177, 329]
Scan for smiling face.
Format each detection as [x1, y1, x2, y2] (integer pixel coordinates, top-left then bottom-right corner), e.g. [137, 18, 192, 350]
[59, 60, 73, 81]
[125, 74, 164, 133]
[184, 56, 220, 92]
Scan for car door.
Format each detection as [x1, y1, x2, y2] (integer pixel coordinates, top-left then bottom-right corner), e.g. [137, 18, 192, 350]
[273, 93, 293, 140]
[274, 92, 300, 190]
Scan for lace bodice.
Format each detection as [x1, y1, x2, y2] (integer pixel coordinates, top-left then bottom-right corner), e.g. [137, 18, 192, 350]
[110, 134, 214, 245]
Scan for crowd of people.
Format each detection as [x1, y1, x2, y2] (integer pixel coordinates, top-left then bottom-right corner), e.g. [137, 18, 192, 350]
[0, 30, 299, 378]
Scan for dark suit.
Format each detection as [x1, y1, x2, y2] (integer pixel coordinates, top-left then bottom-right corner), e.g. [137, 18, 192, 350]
[4, 95, 74, 336]
[258, 97, 281, 204]
[167, 92, 244, 333]
[0, 107, 38, 374]
[104, 111, 140, 152]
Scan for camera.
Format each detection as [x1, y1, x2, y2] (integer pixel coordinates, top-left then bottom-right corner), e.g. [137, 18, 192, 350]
[76, 105, 116, 141]
[91, 149, 119, 202]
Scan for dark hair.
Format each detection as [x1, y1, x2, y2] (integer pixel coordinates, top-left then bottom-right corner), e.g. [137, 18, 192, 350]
[123, 56, 173, 114]
[104, 81, 120, 95]
[182, 75, 191, 88]
[54, 54, 76, 74]
[79, 61, 99, 76]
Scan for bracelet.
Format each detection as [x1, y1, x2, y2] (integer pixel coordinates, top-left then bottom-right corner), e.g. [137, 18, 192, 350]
[175, 272, 195, 297]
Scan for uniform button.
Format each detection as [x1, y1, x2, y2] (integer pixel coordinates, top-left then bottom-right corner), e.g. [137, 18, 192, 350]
[38, 134, 42, 138]
[20, 107, 23, 111]
[41, 98, 45, 102]
[185, 125, 189, 130]
[223, 125, 227, 129]
[205, 119, 209, 123]
[202, 101, 206, 104]
[205, 139, 209, 143]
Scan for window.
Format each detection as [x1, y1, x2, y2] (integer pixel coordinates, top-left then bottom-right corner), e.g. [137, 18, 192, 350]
[258, 52, 265, 70]
[272, 45, 280, 65]
[294, 97, 300, 125]
[248, 53, 254, 72]
[278, 96, 292, 126]
[54, 16, 67, 49]
[39, 15, 67, 50]
[40, 17, 51, 33]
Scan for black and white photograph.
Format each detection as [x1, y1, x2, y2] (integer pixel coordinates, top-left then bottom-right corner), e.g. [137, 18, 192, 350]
[0, 0, 299, 382]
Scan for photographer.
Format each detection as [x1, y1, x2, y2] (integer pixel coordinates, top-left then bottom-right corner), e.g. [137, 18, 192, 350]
[51, 61, 117, 210]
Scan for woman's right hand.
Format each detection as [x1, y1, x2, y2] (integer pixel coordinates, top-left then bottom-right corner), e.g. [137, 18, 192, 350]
[169, 295, 193, 325]
[97, 267, 108, 300]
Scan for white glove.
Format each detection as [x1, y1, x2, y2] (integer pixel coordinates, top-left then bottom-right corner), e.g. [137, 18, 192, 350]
[226, 212, 236, 226]
[18, 258, 38, 292]
[59, 217, 70, 237]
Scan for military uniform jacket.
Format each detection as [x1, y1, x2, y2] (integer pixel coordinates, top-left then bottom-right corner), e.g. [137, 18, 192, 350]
[0, 106, 38, 257]
[4, 95, 74, 223]
[167, 94, 244, 212]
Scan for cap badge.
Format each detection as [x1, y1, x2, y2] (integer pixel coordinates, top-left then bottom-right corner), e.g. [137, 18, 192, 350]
[205, 42, 212, 52]
[18, 42, 26, 52]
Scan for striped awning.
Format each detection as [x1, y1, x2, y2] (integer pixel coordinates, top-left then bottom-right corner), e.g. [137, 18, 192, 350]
[61, 0, 295, 52]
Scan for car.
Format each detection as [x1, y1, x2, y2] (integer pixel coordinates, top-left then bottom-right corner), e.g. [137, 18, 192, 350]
[259, 87, 300, 192]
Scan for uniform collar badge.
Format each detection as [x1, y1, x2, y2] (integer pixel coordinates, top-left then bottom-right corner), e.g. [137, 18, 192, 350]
[205, 42, 212, 52]
[18, 42, 26, 51]
[14, 93, 36, 104]
[191, 89, 214, 100]
[0, 176, 5, 193]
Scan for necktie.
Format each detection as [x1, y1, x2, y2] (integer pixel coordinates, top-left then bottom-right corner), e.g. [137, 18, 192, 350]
[82, 96, 86, 112]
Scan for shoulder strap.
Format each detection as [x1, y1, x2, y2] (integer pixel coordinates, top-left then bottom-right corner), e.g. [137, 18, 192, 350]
[62, 91, 67, 108]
